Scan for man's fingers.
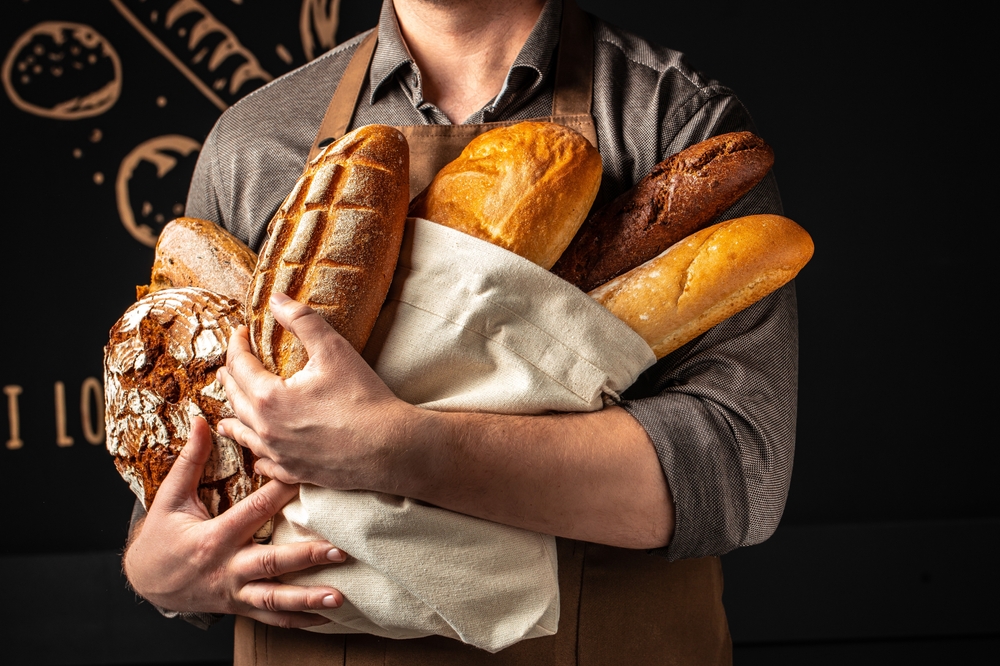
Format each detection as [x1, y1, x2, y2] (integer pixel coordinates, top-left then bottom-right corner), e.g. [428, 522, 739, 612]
[150, 416, 213, 514]
[252, 457, 298, 485]
[217, 417, 267, 457]
[233, 540, 347, 581]
[238, 580, 344, 615]
[269, 292, 348, 367]
[223, 326, 279, 414]
[216, 479, 300, 543]
[225, 324, 257, 368]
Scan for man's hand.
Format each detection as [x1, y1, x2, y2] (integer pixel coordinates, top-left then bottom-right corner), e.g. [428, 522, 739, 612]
[123, 415, 346, 628]
[216, 293, 674, 549]
[217, 292, 419, 491]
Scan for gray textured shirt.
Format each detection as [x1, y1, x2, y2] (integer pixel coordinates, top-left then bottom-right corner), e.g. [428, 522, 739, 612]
[185, 0, 797, 561]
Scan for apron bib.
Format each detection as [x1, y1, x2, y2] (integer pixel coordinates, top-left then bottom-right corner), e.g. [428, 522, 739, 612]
[237, 2, 731, 663]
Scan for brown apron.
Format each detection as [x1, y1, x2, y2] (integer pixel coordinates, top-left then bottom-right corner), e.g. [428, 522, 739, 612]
[235, 2, 732, 663]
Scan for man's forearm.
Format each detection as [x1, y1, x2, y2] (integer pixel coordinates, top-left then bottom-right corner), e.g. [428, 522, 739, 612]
[390, 405, 674, 549]
[218, 301, 673, 550]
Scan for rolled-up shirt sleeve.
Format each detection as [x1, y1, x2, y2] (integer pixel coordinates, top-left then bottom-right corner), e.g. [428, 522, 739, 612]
[619, 95, 797, 561]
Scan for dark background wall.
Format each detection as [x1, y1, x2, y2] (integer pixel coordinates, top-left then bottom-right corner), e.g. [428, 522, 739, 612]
[2, 1, 995, 663]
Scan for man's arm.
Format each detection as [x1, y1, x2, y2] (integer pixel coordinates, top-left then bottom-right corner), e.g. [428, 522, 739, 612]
[217, 292, 673, 550]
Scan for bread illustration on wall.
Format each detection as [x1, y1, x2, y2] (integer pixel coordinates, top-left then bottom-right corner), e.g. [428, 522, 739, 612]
[104, 287, 270, 538]
[110, 0, 272, 110]
[116, 135, 201, 247]
[301, 0, 342, 61]
[3, 22, 121, 119]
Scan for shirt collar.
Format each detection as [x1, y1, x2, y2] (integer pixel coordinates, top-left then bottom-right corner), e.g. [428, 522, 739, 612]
[368, 0, 563, 119]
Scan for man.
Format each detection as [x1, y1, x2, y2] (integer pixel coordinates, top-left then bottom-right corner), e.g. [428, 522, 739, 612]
[124, 1, 797, 662]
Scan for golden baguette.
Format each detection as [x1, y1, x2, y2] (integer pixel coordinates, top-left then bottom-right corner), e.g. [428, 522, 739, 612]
[589, 215, 813, 358]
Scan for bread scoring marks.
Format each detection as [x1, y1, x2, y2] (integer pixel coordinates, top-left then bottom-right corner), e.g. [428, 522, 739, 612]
[249, 125, 409, 376]
[104, 287, 267, 532]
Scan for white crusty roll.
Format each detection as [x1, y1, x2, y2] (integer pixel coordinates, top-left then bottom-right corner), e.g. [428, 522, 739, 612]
[589, 214, 814, 358]
[249, 124, 409, 377]
[409, 121, 602, 269]
[104, 287, 269, 536]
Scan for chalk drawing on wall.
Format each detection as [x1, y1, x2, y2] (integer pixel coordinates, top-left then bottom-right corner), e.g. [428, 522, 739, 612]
[3, 22, 122, 119]
[301, 0, 341, 61]
[109, 0, 272, 111]
[116, 135, 201, 247]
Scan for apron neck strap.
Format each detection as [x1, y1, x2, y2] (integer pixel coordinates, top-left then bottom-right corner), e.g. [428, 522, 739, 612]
[316, 29, 378, 150]
[552, 0, 593, 118]
[310, 0, 593, 156]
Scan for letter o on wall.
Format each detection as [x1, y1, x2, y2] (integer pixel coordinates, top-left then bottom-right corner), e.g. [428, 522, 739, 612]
[81, 377, 105, 445]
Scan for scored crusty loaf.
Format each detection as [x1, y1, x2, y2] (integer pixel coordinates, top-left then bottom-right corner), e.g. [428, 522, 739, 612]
[409, 121, 603, 270]
[589, 215, 813, 358]
[104, 287, 269, 537]
[248, 124, 409, 376]
[139, 217, 257, 302]
[552, 132, 774, 292]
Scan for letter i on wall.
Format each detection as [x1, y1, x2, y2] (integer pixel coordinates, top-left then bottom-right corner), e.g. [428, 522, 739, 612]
[5, 385, 23, 450]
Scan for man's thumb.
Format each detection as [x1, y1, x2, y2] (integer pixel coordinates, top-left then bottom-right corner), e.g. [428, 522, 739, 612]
[151, 415, 212, 513]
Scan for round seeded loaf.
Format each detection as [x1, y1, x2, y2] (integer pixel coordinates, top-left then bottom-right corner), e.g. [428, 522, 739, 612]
[104, 287, 268, 536]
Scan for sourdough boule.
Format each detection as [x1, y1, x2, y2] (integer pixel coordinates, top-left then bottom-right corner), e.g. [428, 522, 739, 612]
[104, 287, 269, 537]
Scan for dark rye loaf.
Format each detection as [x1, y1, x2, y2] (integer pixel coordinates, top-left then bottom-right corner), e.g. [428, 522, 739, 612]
[551, 132, 774, 292]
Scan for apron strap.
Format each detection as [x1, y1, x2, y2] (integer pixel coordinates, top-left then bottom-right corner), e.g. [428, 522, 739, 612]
[307, 29, 378, 164]
[307, 0, 594, 165]
[552, 0, 593, 118]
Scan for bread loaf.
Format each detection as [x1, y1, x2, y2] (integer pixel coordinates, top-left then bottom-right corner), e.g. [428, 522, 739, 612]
[409, 121, 602, 269]
[589, 215, 813, 358]
[140, 216, 257, 302]
[553, 132, 774, 291]
[104, 287, 269, 536]
[248, 125, 409, 376]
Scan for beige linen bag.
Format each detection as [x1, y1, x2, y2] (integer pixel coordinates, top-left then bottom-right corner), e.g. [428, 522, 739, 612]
[273, 218, 655, 653]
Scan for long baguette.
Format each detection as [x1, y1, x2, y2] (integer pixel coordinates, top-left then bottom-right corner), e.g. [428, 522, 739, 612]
[589, 214, 813, 358]
[248, 125, 409, 376]
[553, 132, 774, 292]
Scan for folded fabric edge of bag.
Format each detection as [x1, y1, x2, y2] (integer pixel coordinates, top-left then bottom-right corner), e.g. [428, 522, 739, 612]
[366, 218, 656, 405]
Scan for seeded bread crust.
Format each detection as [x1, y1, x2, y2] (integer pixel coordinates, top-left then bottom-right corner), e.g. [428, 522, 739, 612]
[104, 287, 269, 537]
